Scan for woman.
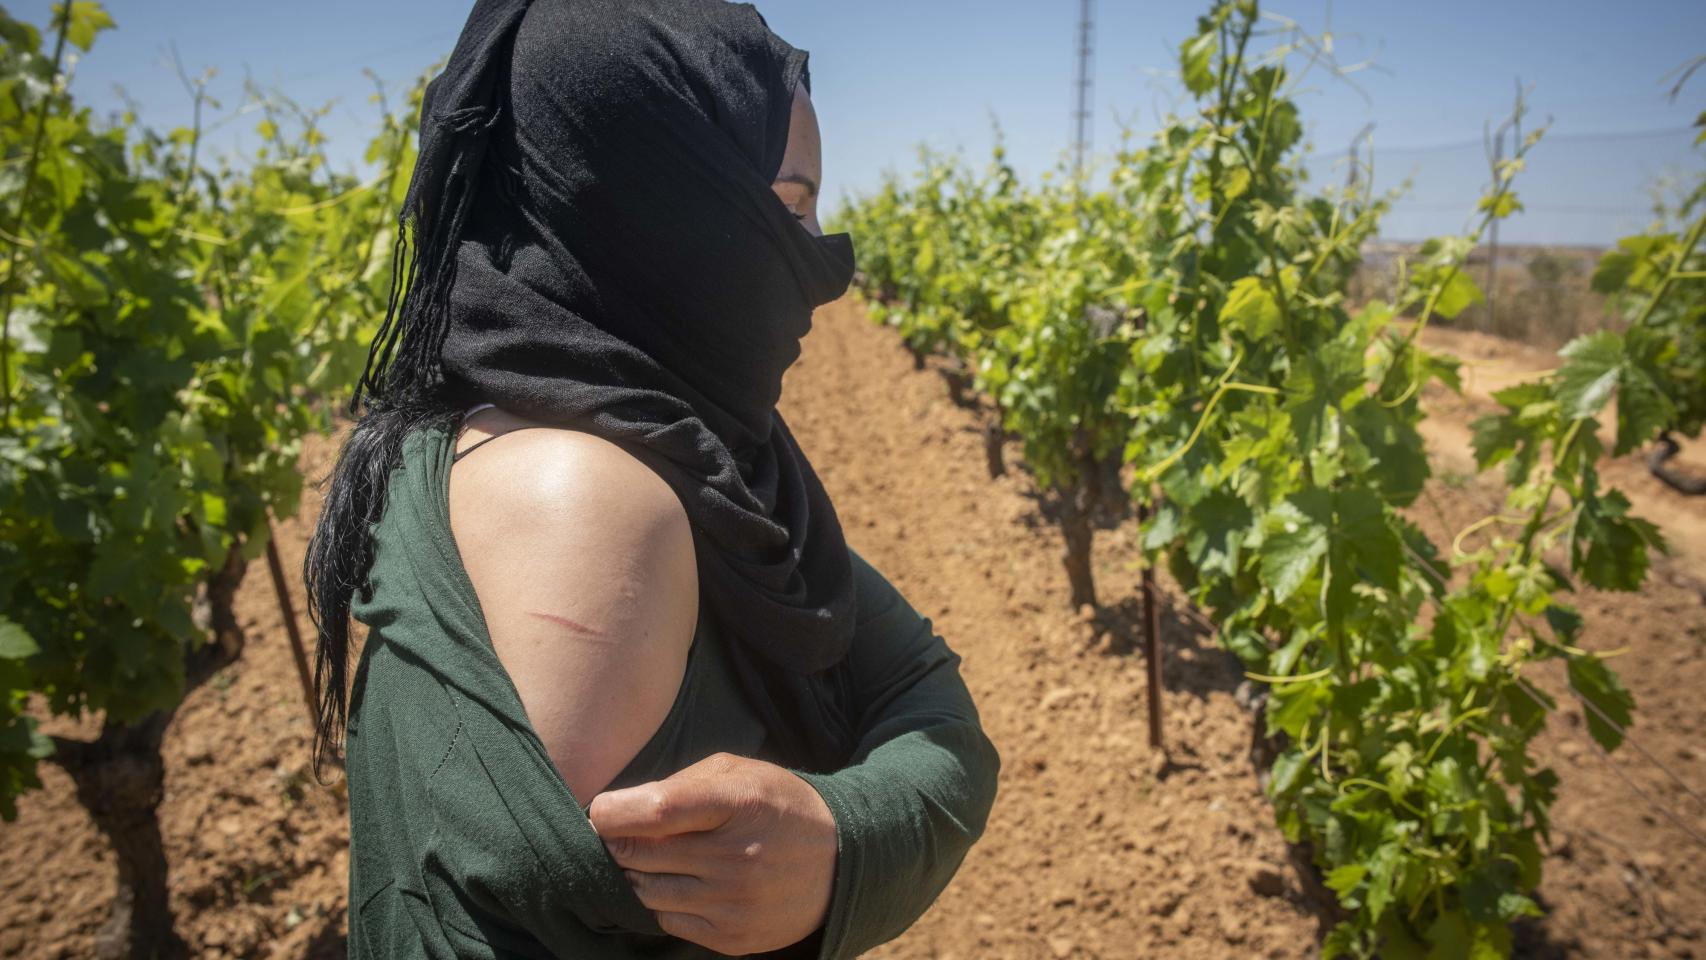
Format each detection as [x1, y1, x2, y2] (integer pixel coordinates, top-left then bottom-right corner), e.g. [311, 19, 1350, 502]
[302, 0, 1000, 957]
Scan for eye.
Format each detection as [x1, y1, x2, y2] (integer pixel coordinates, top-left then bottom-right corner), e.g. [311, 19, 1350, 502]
[793, 213, 807, 221]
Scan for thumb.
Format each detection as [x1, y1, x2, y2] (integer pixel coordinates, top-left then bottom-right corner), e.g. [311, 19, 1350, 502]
[587, 756, 742, 839]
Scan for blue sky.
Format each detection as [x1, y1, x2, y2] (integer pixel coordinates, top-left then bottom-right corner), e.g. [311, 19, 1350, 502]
[15, 0, 1705, 244]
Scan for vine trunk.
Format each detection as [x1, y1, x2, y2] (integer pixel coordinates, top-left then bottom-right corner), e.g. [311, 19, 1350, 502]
[44, 543, 249, 959]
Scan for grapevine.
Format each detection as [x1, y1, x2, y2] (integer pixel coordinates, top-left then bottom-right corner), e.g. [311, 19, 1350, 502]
[832, 1, 1699, 953]
[0, 4, 423, 951]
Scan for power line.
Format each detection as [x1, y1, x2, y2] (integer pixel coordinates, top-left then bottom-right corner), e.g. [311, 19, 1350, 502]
[1385, 201, 1655, 215]
[1353, 125, 1696, 156]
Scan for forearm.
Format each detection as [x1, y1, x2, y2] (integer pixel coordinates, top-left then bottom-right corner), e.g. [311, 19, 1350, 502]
[793, 712, 999, 959]
[787, 548, 1002, 960]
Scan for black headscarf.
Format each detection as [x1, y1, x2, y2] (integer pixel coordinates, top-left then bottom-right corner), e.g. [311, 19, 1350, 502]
[354, 0, 861, 773]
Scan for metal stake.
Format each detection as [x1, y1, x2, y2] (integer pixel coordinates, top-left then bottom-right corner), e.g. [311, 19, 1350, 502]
[1139, 501, 1164, 750]
[264, 520, 317, 725]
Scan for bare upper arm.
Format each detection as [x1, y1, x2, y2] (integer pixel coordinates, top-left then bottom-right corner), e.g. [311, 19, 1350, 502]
[447, 421, 699, 804]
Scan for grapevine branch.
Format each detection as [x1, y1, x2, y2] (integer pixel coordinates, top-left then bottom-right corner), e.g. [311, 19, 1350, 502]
[165, 44, 208, 240]
[1628, 207, 1706, 332]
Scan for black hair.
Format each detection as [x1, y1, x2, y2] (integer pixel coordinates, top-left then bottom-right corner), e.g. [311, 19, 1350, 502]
[301, 91, 523, 782]
[302, 396, 460, 780]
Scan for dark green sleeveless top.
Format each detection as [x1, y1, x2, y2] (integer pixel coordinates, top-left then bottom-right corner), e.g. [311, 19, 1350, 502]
[344, 420, 1000, 959]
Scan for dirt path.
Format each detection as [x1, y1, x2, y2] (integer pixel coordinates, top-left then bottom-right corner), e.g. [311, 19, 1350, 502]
[1, 299, 1702, 958]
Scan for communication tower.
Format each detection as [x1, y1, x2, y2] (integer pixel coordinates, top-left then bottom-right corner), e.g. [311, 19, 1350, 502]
[1072, 0, 1095, 185]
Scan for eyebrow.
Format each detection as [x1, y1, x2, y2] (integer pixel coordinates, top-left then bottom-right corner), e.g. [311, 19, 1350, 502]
[774, 172, 818, 199]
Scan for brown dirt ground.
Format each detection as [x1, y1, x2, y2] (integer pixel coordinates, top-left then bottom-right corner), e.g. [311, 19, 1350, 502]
[2, 297, 1703, 959]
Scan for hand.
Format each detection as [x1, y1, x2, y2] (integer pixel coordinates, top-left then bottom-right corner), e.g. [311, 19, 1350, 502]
[586, 752, 838, 955]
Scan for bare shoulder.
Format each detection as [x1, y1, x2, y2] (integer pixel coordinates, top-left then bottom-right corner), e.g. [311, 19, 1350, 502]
[451, 409, 688, 536]
[445, 409, 699, 802]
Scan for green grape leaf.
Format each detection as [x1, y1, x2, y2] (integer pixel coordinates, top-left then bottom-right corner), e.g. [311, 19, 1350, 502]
[1590, 247, 1635, 295]
[1346, 400, 1430, 506]
[1610, 327, 1679, 455]
[1286, 340, 1364, 451]
[1425, 913, 1471, 960]
[41, 247, 111, 307]
[1322, 925, 1361, 960]
[1567, 655, 1634, 752]
[1220, 275, 1281, 339]
[58, 1, 115, 52]
[1339, 487, 1400, 588]
[1180, 490, 1254, 579]
[1221, 628, 1270, 668]
[0, 619, 40, 659]
[1589, 235, 1663, 295]
[1504, 677, 1554, 732]
[1141, 502, 1180, 550]
[1472, 921, 1513, 959]
[1554, 329, 1677, 455]
[0, 713, 54, 759]
[1426, 755, 1473, 808]
[1270, 676, 1330, 740]
[1333, 677, 1380, 717]
[1261, 501, 1327, 602]
[1180, 31, 1218, 96]
[1431, 270, 1485, 321]
[1266, 101, 1303, 156]
[1476, 192, 1523, 219]
[1470, 410, 1541, 485]
[0, 14, 44, 55]
[1269, 748, 1308, 798]
[1571, 482, 1665, 591]
[1364, 842, 1400, 921]
[1498, 894, 1542, 920]
[1326, 864, 1367, 897]
[1543, 603, 1584, 646]
[0, 724, 48, 820]
[1223, 166, 1252, 201]
[1510, 833, 1543, 890]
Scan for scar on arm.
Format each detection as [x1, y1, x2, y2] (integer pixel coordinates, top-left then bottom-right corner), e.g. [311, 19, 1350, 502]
[527, 610, 613, 640]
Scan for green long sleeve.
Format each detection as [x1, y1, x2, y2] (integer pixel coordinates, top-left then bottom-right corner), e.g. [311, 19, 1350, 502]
[346, 424, 1000, 958]
[791, 548, 1002, 960]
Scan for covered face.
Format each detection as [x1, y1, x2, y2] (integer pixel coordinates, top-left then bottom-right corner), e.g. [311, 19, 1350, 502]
[438, 0, 856, 452]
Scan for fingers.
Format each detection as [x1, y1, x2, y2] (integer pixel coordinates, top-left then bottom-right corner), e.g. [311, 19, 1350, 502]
[629, 875, 758, 956]
[588, 780, 731, 838]
[599, 753, 835, 958]
[652, 910, 721, 949]
[623, 869, 714, 915]
[603, 830, 733, 875]
[587, 753, 749, 839]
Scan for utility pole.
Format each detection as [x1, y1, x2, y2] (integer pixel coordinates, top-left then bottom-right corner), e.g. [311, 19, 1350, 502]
[1071, 0, 1095, 189]
[1485, 79, 1523, 333]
